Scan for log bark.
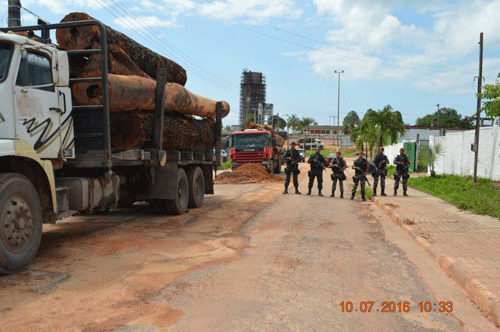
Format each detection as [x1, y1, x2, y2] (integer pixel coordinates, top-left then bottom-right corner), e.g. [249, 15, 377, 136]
[72, 72, 230, 119]
[111, 111, 215, 152]
[245, 122, 285, 147]
[56, 12, 187, 85]
[69, 45, 150, 78]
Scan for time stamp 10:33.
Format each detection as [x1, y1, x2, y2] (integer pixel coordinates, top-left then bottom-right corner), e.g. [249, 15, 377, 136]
[339, 301, 453, 313]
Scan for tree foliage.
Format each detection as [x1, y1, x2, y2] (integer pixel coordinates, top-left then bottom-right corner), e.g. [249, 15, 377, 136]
[364, 105, 406, 148]
[342, 111, 360, 132]
[479, 72, 500, 118]
[286, 114, 301, 133]
[272, 116, 287, 129]
[348, 105, 406, 157]
[415, 107, 473, 129]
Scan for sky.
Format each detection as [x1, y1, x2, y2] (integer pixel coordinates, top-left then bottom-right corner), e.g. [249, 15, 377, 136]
[2, 0, 499, 128]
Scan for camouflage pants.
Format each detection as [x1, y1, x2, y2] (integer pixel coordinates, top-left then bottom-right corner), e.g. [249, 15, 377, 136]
[394, 172, 408, 192]
[331, 174, 344, 193]
[352, 176, 365, 195]
[373, 173, 386, 193]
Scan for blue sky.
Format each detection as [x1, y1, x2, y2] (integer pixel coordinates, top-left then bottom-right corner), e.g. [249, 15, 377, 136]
[3, 0, 499, 127]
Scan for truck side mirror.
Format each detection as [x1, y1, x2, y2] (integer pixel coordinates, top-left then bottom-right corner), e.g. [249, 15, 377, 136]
[54, 50, 69, 87]
[272, 138, 277, 147]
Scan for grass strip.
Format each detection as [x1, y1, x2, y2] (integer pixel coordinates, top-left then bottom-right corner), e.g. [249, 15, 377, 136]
[217, 160, 232, 170]
[408, 175, 500, 219]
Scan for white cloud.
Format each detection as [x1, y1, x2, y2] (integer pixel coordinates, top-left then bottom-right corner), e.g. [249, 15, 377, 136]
[114, 15, 177, 29]
[198, 0, 303, 23]
[301, 0, 500, 93]
[21, 0, 109, 16]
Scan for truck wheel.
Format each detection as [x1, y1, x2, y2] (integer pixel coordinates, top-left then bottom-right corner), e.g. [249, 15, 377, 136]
[150, 168, 189, 215]
[0, 173, 43, 274]
[187, 167, 204, 209]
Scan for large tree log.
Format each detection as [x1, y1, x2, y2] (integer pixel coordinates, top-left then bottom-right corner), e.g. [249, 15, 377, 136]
[72, 72, 230, 119]
[69, 44, 150, 78]
[111, 111, 215, 152]
[56, 12, 187, 85]
[245, 121, 284, 147]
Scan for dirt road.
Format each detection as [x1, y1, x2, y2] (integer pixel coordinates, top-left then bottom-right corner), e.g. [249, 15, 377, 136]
[0, 163, 497, 331]
[0, 182, 282, 331]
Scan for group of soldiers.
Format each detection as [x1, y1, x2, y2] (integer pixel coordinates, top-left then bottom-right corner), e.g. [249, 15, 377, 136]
[283, 142, 411, 201]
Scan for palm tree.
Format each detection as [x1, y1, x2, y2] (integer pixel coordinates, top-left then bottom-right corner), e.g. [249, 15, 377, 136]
[365, 105, 406, 148]
[299, 117, 316, 150]
[287, 114, 301, 134]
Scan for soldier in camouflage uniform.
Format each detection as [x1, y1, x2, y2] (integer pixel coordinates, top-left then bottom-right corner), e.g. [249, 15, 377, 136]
[283, 142, 301, 195]
[372, 147, 389, 196]
[329, 150, 347, 198]
[351, 151, 370, 201]
[307, 147, 326, 196]
[393, 147, 410, 196]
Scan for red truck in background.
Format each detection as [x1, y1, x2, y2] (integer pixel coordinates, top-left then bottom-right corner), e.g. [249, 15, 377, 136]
[230, 129, 284, 174]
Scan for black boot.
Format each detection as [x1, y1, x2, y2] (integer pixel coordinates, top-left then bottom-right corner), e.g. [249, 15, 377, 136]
[381, 190, 387, 196]
[340, 191, 344, 199]
[361, 193, 366, 201]
[350, 192, 355, 200]
[283, 187, 288, 194]
[373, 189, 377, 196]
[393, 190, 397, 196]
[318, 190, 323, 197]
[295, 188, 301, 195]
[403, 191, 408, 196]
[307, 189, 311, 195]
[330, 191, 335, 197]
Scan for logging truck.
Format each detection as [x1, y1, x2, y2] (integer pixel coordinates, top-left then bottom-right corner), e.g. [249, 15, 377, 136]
[0, 20, 225, 274]
[230, 129, 283, 173]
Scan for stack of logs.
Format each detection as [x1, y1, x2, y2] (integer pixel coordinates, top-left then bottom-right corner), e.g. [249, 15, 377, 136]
[55, 12, 230, 152]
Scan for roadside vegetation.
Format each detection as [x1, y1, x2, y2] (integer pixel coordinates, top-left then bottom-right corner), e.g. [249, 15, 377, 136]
[408, 175, 500, 219]
[217, 160, 231, 170]
[305, 149, 332, 157]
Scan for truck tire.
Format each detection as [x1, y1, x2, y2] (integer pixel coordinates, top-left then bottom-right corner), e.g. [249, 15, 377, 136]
[150, 168, 189, 215]
[0, 173, 43, 274]
[187, 167, 204, 209]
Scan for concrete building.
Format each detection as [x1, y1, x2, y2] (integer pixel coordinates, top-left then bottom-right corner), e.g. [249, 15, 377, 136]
[303, 125, 344, 137]
[239, 70, 267, 128]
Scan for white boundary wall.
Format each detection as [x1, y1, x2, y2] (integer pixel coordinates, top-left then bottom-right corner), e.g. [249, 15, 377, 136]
[383, 142, 405, 165]
[430, 124, 500, 181]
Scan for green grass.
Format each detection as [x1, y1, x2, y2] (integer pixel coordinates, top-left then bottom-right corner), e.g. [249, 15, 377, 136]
[305, 149, 332, 157]
[408, 175, 500, 219]
[386, 165, 396, 178]
[348, 183, 373, 200]
[217, 160, 231, 170]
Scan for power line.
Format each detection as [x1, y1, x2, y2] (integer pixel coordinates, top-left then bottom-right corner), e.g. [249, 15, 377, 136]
[96, 0, 240, 95]
[200, 0, 471, 72]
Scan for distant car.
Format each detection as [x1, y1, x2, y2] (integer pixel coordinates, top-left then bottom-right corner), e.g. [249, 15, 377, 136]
[296, 149, 306, 162]
[325, 154, 336, 165]
[220, 149, 228, 158]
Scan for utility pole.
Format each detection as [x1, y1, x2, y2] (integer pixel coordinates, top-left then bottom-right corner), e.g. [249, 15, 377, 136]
[334, 70, 344, 149]
[436, 104, 440, 135]
[8, 0, 21, 27]
[473, 32, 484, 184]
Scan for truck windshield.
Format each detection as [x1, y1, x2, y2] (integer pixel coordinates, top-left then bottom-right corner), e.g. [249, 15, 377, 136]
[0, 42, 12, 83]
[232, 133, 268, 149]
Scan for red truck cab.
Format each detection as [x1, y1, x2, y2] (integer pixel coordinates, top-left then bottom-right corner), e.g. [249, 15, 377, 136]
[230, 129, 282, 173]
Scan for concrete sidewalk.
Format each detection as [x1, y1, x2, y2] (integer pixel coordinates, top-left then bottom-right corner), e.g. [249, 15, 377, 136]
[372, 176, 500, 327]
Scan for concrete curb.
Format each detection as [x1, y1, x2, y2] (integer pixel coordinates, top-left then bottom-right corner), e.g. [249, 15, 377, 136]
[372, 196, 500, 327]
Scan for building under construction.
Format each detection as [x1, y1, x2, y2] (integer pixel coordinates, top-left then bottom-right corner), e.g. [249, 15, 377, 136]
[239, 69, 270, 128]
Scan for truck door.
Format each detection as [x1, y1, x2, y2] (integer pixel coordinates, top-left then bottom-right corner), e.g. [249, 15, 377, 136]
[14, 48, 63, 159]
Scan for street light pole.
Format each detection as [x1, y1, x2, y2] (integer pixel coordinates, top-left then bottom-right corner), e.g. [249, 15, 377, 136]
[436, 104, 440, 135]
[334, 70, 344, 149]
